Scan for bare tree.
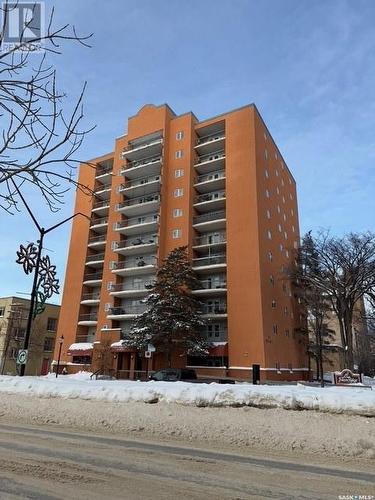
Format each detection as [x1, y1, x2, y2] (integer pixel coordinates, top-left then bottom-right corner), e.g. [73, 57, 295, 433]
[295, 231, 375, 370]
[0, 1, 95, 213]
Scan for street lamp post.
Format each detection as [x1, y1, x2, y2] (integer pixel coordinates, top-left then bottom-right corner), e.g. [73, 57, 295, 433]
[55, 335, 64, 378]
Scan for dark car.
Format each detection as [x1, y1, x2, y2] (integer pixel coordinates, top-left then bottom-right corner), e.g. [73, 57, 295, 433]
[149, 368, 198, 382]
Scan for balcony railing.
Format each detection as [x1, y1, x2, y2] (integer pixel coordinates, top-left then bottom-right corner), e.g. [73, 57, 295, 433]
[124, 138, 162, 153]
[116, 233, 158, 249]
[92, 199, 110, 209]
[86, 253, 105, 262]
[96, 166, 112, 177]
[195, 151, 225, 164]
[108, 305, 147, 316]
[94, 182, 111, 192]
[88, 234, 106, 244]
[193, 210, 226, 225]
[90, 217, 108, 226]
[201, 328, 228, 337]
[123, 155, 162, 171]
[196, 133, 225, 145]
[193, 255, 226, 267]
[194, 234, 226, 246]
[114, 256, 156, 270]
[117, 193, 160, 209]
[83, 272, 103, 281]
[201, 304, 227, 314]
[195, 170, 225, 184]
[194, 191, 225, 204]
[81, 292, 101, 301]
[78, 313, 98, 322]
[116, 214, 159, 229]
[197, 278, 227, 290]
[120, 174, 161, 190]
[110, 282, 153, 292]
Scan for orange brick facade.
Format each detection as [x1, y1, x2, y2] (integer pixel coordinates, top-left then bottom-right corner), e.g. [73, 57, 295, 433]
[54, 103, 309, 381]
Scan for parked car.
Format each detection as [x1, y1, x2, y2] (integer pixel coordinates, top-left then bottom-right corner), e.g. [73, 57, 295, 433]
[149, 368, 198, 382]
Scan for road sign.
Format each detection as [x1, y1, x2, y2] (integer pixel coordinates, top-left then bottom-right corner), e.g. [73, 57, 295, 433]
[17, 349, 28, 365]
[145, 351, 152, 358]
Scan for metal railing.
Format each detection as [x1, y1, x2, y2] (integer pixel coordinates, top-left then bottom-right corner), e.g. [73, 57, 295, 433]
[195, 170, 225, 184]
[108, 305, 147, 316]
[116, 213, 159, 229]
[120, 174, 161, 190]
[196, 133, 225, 145]
[193, 210, 226, 225]
[123, 138, 162, 152]
[201, 303, 227, 314]
[90, 217, 108, 226]
[194, 233, 226, 246]
[94, 182, 111, 192]
[81, 292, 101, 301]
[96, 166, 112, 177]
[201, 328, 228, 337]
[117, 193, 160, 209]
[110, 282, 153, 292]
[88, 234, 106, 244]
[195, 191, 225, 204]
[114, 256, 156, 270]
[197, 278, 227, 290]
[123, 155, 162, 170]
[192, 255, 226, 267]
[83, 272, 103, 281]
[92, 199, 110, 209]
[195, 151, 225, 165]
[86, 253, 105, 262]
[115, 233, 158, 249]
[78, 313, 98, 322]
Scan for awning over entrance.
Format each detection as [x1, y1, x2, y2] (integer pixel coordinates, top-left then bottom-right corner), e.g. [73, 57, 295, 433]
[208, 342, 228, 357]
[67, 342, 93, 356]
[110, 341, 134, 353]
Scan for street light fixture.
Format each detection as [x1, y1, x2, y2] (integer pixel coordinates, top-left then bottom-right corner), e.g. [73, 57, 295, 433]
[56, 335, 64, 378]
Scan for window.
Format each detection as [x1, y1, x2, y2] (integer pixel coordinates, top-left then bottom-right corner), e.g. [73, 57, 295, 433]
[265, 169, 269, 179]
[285, 250, 289, 258]
[175, 150, 183, 159]
[275, 169, 279, 177]
[273, 324, 278, 335]
[271, 300, 276, 308]
[275, 152, 278, 160]
[277, 205, 281, 214]
[267, 230, 272, 240]
[264, 149, 268, 160]
[281, 178, 285, 186]
[172, 229, 181, 239]
[14, 328, 25, 340]
[289, 178, 292, 185]
[270, 275, 275, 286]
[279, 244, 284, 252]
[175, 169, 184, 178]
[44, 337, 54, 352]
[266, 209, 271, 219]
[284, 231, 288, 240]
[278, 224, 282, 232]
[284, 306, 289, 316]
[292, 225, 295, 233]
[282, 196, 286, 204]
[283, 213, 287, 222]
[265, 189, 270, 198]
[173, 208, 183, 218]
[263, 132, 267, 141]
[72, 355, 91, 365]
[174, 188, 183, 197]
[176, 131, 184, 140]
[47, 317, 57, 332]
[276, 187, 280, 195]
[0, 307, 4, 317]
[268, 251, 273, 262]
[290, 193, 293, 200]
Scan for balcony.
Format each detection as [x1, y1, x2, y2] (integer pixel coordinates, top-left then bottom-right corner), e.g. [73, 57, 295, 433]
[195, 133, 225, 155]
[115, 213, 159, 235]
[194, 151, 225, 175]
[85, 252, 105, 268]
[94, 182, 111, 200]
[201, 303, 227, 318]
[89, 217, 108, 233]
[120, 156, 162, 180]
[106, 305, 147, 320]
[109, 281, 153, 297]
[192, 278, 227, 296]
[193, 233, 226, 252]
[122, 137, 163, 161]
[119, 173, 161, 197]
[77, 313, 98, 326]
[113, 233, 158, 256]
[192, 254, 226, 273]
[194, 191, 226, 212]
[87, 234, 106, 248]
[80, 292, 101, 305]
[92, 199, 110, 216]
[193, 210, 226, 232]
[112, 255, 157, 276]
[95, 165, 113, 183]
[194, 170, 225, 193]
[116, 193, 160, 216]
[201, 327, 228, 342]
[82, 272, 103, 286]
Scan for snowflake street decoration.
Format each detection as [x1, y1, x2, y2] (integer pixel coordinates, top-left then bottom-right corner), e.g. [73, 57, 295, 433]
[16, 243, 38, 275]
[16, 243, 60, 317]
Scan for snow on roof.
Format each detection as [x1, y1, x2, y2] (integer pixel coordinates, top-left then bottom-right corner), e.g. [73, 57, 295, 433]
[68, 343, 93, 351]
[111, 341, 125, 348]
[212, 342, 228, 346]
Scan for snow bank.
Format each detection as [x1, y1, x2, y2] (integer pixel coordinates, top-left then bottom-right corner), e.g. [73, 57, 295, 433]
[0, 374, 373, 416]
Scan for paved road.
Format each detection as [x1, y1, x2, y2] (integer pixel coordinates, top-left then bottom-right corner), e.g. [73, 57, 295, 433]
[0, 423, 373, 499]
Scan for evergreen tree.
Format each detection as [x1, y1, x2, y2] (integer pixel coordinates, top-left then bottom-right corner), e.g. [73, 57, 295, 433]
[123, 246, 207, 367]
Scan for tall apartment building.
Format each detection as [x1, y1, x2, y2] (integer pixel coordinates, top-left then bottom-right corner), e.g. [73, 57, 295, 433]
[55, 103, 308, 381]
[0, 297, 59, 375]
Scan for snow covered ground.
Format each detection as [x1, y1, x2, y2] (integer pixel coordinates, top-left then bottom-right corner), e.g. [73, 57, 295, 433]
[0, 372, 374, 416]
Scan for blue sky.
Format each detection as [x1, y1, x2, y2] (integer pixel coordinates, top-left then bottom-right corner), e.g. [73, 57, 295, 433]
[1, 0, 374, 303]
